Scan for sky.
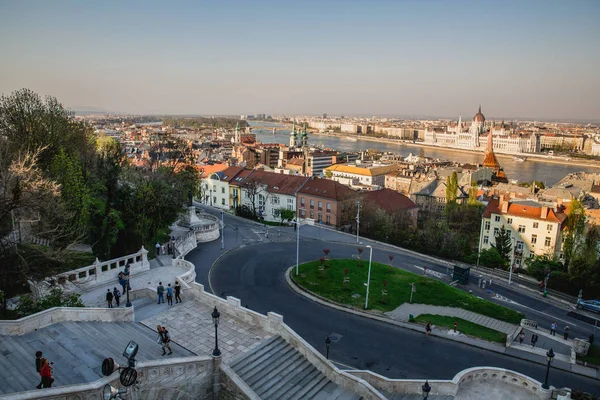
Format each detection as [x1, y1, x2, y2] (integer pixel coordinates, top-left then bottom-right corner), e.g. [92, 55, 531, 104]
[0, 0, 599, 121]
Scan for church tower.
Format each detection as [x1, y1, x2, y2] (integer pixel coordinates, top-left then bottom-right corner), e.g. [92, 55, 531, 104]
[234, 122, 241, 144]
[289, 124, 297, 147]
[301, 123, 309, 148]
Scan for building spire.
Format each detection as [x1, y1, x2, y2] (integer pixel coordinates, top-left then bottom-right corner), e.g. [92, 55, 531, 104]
[479, 105, 481, 113]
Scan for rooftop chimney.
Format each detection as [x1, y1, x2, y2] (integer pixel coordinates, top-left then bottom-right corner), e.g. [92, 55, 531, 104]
[541, 206, 548, 219]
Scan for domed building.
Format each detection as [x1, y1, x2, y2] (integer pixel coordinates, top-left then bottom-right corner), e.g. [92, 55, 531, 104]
[470, 105, 486, 135]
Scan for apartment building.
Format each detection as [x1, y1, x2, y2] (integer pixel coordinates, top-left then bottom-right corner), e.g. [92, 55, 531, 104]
[325, 163, 401, 189]
[479, 197, 567, 268]
[297, 178, 356, 226]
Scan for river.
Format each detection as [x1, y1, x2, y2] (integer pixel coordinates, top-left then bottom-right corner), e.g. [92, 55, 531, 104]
[249, 121, 599, 186]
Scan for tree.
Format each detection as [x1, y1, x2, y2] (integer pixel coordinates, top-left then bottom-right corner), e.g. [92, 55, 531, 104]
[492, 225, 512, 263]
[563, 199, 586, 269]
[478, 247, 509, 269]
[279, 208, 295, 224]
[242, 177, 262, 218]
[15, 287, 84, 317]
[445, 172, 458, 203]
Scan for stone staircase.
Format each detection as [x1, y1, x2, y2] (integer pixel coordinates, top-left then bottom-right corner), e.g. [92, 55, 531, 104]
[0, 321, 194, 396]
[229, 336, 361, 400]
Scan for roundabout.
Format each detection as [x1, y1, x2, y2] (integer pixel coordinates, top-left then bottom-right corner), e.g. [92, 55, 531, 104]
[207, 240, 600, 393]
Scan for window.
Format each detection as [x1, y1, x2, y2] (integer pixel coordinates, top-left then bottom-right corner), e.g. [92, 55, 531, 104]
[516, 241, 523, 251]
[483, 236, 489, 244]
[318, 201, 323, 211]
[310, 211, 314, 219]
[288, 198, 294, 204]
[273, 208, 280, 217]
[493, 227, 499, 236]
[533, 222, 539, 229]
[258, 194, 265, 210]
[301, 209, 306, 217]
[326, 215, 331, 224]
[213, 196, 216, 204]
[326, 203, 331, 213]
[212, 185, 216, 191]
[518, 225, 526, 233]
[507, 218, 513, 224]
[545, 237, 551, 247]
[494, 216, 500, 222]
[271, 196, 280, 205]
[300, 197, 305, 207]
[310, 199, 315, 209]
[547, 224, 553, 231]
[484, 221, 490, 230]
[531, 234, 537, 244]
[318, 213, 322, 222]
[221, 187, 225, 194]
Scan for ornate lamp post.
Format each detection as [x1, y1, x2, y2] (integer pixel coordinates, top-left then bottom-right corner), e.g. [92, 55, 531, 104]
[541, 348, 555, 389]
[325, 336, 331, 360]
[422, 380, 431, 399]
[211, 307, 221, 357]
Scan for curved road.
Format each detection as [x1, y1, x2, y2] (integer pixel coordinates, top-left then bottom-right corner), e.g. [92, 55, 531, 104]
[208, 240, 600, 394]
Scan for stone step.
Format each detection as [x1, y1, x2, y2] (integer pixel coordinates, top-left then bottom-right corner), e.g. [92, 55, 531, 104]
[234, 338, 289, 378]
[229, 335, 280, 370]
[253, 356, 312, 398]
[279, 368, 323, 400]
[244, 346, 300, 387]
[289, 374, 331, 400]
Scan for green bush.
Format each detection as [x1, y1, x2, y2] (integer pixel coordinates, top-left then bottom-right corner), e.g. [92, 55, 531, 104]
[16, 288, 84, 317]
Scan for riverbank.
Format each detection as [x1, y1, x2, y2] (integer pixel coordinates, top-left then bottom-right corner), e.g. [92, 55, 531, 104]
[310, 131, 600, 169]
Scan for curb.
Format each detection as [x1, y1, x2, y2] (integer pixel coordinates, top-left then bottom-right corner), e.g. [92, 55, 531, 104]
[207, 248, 238, 295]
[284, 266, 599, 380]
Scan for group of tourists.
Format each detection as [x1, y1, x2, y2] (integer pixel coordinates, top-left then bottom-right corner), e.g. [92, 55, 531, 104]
[156, 281, 182, 305]
[34, 351, 54, 389]
[105, 287, 122, 308]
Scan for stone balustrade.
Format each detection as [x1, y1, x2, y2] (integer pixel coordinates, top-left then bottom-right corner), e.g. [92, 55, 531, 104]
[521, 318, 539, 329]
[0, 357, 214, 400]
[29, 247, 149, 298]
[0, 307, 134, 336]
[173, 230, 197, 258]
[349, 366, 556, 400]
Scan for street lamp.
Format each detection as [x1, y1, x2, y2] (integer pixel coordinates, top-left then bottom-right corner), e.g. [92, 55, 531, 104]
[325, 336, 331, 360]
[295, 218, 301, 276]
[211, 307, 221, 357]
[356, 201, 361, 243]
[509, 237, 515, 285]
[422, 380, 431, 399]
[220, 210, 224, 250]
[364, 245, 373, 309]
[541, 348, 555, 389]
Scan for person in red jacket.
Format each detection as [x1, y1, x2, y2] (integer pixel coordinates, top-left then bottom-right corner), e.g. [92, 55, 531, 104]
[40, 358, 54, 388]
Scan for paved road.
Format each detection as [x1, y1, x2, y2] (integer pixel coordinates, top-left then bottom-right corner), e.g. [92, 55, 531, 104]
[207, 241, 600, 394]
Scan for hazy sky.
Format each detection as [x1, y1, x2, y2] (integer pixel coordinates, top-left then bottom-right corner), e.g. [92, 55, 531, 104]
[1, 0, 599, 120]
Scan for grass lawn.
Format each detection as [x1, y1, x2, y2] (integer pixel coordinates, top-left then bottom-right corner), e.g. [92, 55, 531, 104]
[414, 314, 507, 344]
[578, 344, 600, 366]
[292, 258, 523, 324]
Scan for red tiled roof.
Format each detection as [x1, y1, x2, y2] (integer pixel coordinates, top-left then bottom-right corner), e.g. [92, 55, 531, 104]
[483, 199, 566, 223]
[248, 170, 309, 195]
[220, 166, 245, 183]
[199, 163, 228, 178]
[298, 177, 356, 201]
[361, 189, 417, 212]
[229, 169, 254, 186]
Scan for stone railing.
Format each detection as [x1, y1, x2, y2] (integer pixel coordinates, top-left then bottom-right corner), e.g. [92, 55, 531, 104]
[172, 258, 197, 285]
[220, 363, 261, 400]
[174, 230, 197, 258]
[127, 280, 387, 400]
[29, 247, 149, 298]
[0, 357, 214, 400]
[521, 319, 539, 329]
[348, 366, 556, 400]
[0, 307, 134, 336]
[506, 324, 523, 347]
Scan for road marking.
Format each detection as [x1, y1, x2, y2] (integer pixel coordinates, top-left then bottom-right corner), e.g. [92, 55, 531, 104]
[413, 264, 445, 280]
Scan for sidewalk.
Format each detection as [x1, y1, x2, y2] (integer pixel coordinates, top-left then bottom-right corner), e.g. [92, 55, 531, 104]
[386, 303, 518, 335]
[79, 256, 190, 308]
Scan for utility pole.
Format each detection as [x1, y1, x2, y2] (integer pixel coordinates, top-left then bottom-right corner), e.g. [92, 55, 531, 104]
[356, 201, 361, 243]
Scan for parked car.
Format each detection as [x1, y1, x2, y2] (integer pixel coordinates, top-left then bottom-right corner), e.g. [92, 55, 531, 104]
[576, 299, 600, 313]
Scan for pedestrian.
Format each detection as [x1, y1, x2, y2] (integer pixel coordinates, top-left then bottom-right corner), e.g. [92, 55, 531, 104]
[175, 281, 182, 304]
[531, 333, 538, 347]
[550, 322, 557, 336]
[106, 289, 113, 308]
[157, 282, 165, 304]
[425, 322, 432, 336]
[563, 326, 570, 340]
[155, 242, 161, 256]
[157, 325, 173, 356]
[39, 357, 54, 388]
[166, 283, 173, 306]
[35, 351, 44, 389]
[519, 329, 525, 344]
[162, 244, 167, 255]
[113, 287, 121, 307]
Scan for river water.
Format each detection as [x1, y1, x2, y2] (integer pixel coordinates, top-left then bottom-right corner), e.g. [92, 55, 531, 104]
[249, 121, 599, 186]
